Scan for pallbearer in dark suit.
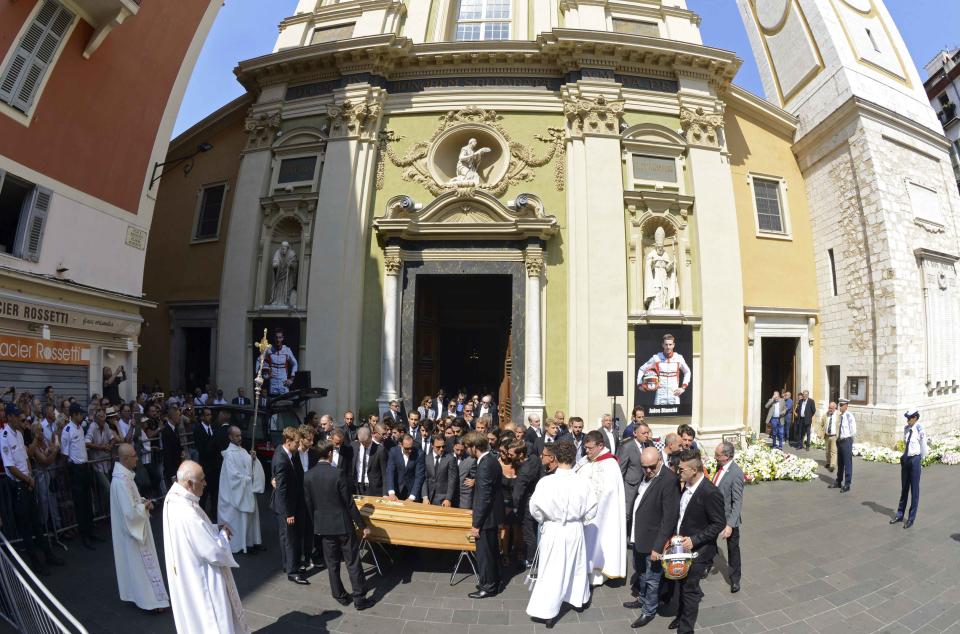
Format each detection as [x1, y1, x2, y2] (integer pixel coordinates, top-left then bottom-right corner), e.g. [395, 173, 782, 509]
[366, 425, 392, 497]
[712, 442, 744, 592]
[270, 427, 309, 585]
[304, 439, 374, 610]
[386, 435, 425, 501]
[194, 407, 219, 519]
[351, 427, 378, 496]
[464, 431, 505, 599]
[670, 449, 725, 634]
[297, 425, 322, 570]
[510, 441, 541, 568]
[422, 436, 458, 506]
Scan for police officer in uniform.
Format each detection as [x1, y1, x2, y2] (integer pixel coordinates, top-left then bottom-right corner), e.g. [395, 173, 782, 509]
[61, 403, 103, 549]
[1, 404, 65, 574]
[890, 408, 927, 529]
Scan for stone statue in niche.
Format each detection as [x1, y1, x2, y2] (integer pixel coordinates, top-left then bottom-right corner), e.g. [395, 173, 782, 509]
[449, 138, 491, 185]
[644, 226, 679, 312]
[268, 241, 298, 307]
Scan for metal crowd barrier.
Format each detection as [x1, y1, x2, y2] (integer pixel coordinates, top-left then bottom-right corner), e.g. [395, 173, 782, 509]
[0, 530, 87, 634]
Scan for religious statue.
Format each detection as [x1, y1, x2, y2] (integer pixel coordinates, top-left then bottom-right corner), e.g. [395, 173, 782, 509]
[449, 138, 491, 186]
[268, 241, 297, 306]
[643, 226, 679, 312]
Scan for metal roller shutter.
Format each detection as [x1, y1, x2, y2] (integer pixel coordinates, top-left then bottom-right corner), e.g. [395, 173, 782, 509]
[0, 361, 89, 401]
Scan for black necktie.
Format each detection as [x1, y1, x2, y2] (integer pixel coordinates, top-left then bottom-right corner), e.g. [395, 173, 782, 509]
[903, 428, 912, 458]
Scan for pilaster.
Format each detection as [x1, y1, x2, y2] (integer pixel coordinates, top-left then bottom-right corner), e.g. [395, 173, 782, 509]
[305, 84, 386, 415]
[377, 245, 402, 415]
[562, 85, 628, 421]
[522, 245, 546, 422]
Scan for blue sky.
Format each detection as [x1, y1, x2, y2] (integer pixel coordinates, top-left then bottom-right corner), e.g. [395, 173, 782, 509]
[172, 0, 959, 137]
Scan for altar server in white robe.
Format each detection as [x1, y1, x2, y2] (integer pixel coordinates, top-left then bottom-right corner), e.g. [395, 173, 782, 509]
[163, 460, 249, 634]
[575, 430, 626, 585]
[218, 426, 265, 553]
[526, 439, 598, 623]
[110, 444, 170, 612]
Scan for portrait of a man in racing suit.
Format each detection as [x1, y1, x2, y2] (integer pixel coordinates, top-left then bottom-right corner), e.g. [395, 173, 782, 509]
[258, 328, 298, 396]
[637, 332, 691, 406]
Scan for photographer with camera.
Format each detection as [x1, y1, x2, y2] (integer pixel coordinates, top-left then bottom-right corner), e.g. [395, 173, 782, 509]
[103, 366, 126, 406]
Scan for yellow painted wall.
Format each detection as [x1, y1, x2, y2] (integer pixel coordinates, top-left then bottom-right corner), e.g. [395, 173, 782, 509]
[725, 106, 819, 309]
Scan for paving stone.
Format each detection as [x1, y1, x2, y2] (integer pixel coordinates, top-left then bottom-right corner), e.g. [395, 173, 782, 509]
[451, 609, 481, 624]
[477, 611, 510, 625]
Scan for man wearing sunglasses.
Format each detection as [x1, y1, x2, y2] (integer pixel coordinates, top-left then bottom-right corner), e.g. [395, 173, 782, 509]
[623, 448, 679, 628]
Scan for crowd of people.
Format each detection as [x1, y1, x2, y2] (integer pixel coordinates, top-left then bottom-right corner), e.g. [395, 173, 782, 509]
[1, 373, 928, 634]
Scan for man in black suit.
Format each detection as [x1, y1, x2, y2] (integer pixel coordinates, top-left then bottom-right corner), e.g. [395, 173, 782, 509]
[421, 435, 458, 506]
[366, 424, 392, 496]
[622, 447, 679, 628]
[351, 426, 378, 495]
[231, 387, 250, 405]
[510, 441, 541, 568]
[523, 412, 543, 445]
[793, 390, 816, 450]
[303, 439, 374, 610]
[160, 407, 184, 489]
[533, 418, 569, 457]
[477, 395, 499, 429]
[270, 427, 309, 585]
[330, 428, 354, 482]
[339, 410, 359, 443]
[464, 431, 504, 599]
[417, 420, 434, 454]
[386, 435, 425, 501]
[381, 400, 402, 426]
[194, 407, 219, 519]
[670, 449, 725, 634]
[599, 413, 620, 455]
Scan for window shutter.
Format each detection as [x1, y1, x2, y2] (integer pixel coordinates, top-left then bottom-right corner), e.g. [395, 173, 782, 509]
[19, 186, 52, 262]
[0, 0, 74, 112]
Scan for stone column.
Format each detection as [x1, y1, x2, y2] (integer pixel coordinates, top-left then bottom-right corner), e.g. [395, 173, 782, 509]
[522, 247, 546, 423]
[562, 88, 629, 421]
[377, 247, 402, 416]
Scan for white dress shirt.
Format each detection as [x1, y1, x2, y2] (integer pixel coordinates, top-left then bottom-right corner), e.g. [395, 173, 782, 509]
[299, 449, 309, 472]
[838, 411, 856, 439]
[903, 423, 927, 458]
[356, 443, 370, 484]
[677, 474, 704, 533]
[630, 464, 661, 542]
[712, 462, 728, 486]
[60, 422, 89, 464]
[0, 427, 30, 478]
[332, 448, 340, 467]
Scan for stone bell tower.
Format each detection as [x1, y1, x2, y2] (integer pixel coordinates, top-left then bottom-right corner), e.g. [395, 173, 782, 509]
[737, 0, 960, 441]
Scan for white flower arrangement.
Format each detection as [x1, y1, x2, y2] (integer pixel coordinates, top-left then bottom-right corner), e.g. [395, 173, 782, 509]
[705, 443, 818, 484]
[845, 429, 960, 466]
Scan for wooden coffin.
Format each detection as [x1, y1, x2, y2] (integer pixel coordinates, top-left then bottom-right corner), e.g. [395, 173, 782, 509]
[353, 496, 475, 552]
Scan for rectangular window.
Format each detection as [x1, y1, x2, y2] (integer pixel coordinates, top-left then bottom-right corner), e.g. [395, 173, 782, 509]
[0, 0, 74, 113]
[632, 155, 677, 184]
[827, 248, 838, 296]
[277, 156, 318, 185]
[454, 0, 510, 41]
[612, 19, 660, 37]
[310, 23, 355, 45]
[753, 177, 785, 233]
[0, 169, 51, 261]
[194, 184, 226, 241]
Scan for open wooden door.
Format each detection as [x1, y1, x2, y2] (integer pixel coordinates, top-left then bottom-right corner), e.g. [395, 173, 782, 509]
[498, 325, 512, 423]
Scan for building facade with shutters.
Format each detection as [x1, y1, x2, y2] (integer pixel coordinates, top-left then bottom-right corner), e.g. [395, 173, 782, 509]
[0, 0, 221, 401]
[144, 0, 959, 445]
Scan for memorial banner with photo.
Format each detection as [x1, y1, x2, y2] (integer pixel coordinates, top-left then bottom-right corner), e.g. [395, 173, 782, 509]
[634, 325, 693, 417]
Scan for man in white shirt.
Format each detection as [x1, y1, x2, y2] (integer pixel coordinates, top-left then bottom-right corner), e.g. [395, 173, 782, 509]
[599, 414, 619, 454]
[62, 403, 101, 548]
[890, 408, 928, 529]
[830, 399, 857, 492]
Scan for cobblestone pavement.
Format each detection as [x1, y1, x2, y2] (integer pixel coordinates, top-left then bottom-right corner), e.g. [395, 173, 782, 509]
[39, 449, 960, 634]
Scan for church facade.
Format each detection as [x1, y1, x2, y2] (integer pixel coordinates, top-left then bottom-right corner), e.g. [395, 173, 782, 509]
[141, 0, 959, 445]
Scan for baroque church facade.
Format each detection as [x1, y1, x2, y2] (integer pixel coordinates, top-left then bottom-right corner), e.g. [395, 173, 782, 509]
[140, 0, 960, 445]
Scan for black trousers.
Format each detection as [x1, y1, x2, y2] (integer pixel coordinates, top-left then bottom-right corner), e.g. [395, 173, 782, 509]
[521, 514, 538, 564]
[67, 462, 95, 538]
[12, 482, 52, 559]
[302, 512, 318, 566]
[475, 526, 500, 593]
[836, 438, 853, 487]
[677, 560, 710, 634]
[320, 533, 366, 599]
[799, 420, 812, 448]
[200, 463, 219, 521]
[725, 527, 741, 585]
[276, 513, 303, 574]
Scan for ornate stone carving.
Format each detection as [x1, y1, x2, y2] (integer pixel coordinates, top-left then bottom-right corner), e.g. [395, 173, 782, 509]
[268, 241, 298, 307]
[679, 106, 724, 147]
[376, 108, 566, 196]
[384, 254, 402, 276]
[327, 99, 382, 139]
[524, 252, 545, 277]
[245, 110, 281, 150]
[563, 95, 625, 136]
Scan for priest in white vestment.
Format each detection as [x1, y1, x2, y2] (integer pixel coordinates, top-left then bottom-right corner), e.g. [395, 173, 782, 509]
[526, 439, 598, 623]
[110, 444, 170, 611]
[163, 460, 249, 634]
[217, 426, 265, 553]
[575, 430, 627, 585]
